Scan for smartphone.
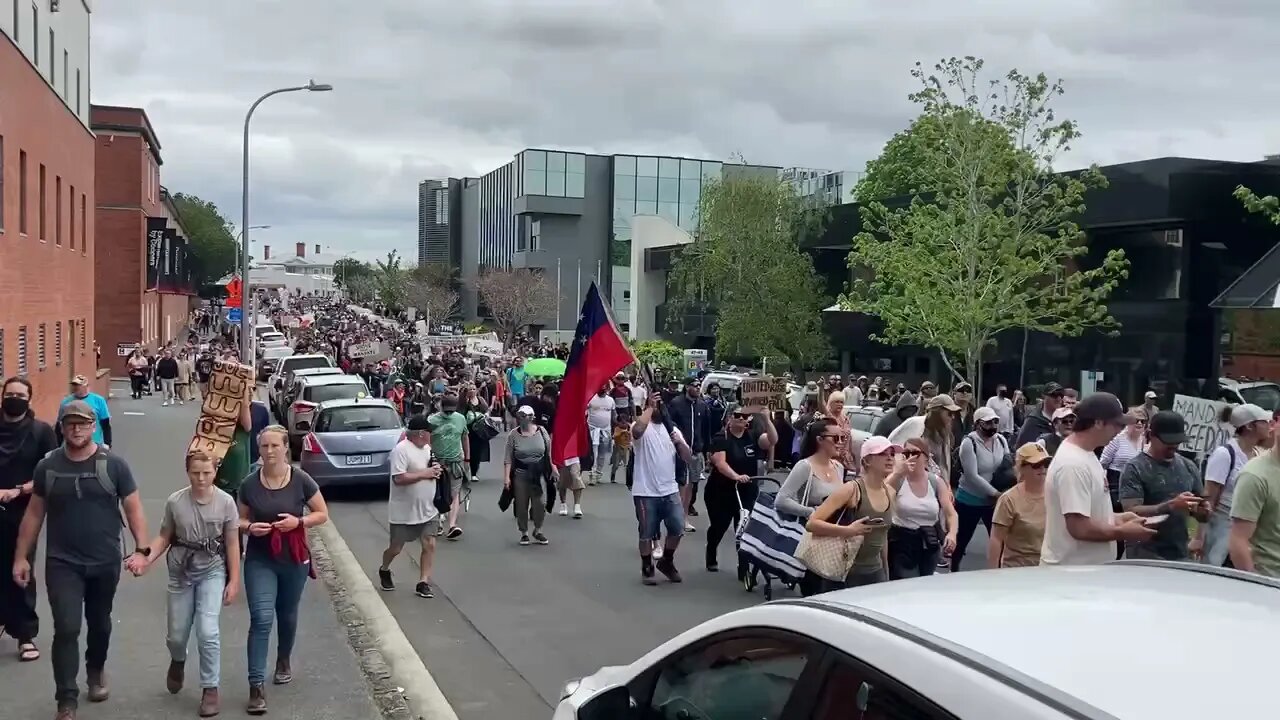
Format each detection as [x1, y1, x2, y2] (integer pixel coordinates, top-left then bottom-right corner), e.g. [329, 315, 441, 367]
[1144, 514, 1169, 526]
[862, 517, 887, 526]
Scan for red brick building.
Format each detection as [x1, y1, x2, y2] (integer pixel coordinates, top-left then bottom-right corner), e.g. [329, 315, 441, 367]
[91, 105, 194, 376]
[0, 5, 100, 420]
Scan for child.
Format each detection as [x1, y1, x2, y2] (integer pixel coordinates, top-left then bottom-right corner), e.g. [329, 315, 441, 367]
[611, 415, 633, 484]
[130, 451, 241, 717]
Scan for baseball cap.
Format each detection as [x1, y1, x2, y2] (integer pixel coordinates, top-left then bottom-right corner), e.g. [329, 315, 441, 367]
[974, 406, 999, 423]
[1052, 406, 1077, 421]
[952, 381, 973, 393]
[860, 436, 902, 458]
[1072, 392, 1134, 426]
[1229, 403, 1271, 429]
[60, 399, 96, 423]
[926, 394, 962, 412]
[516, 405, 536, 416]
[70, 374, 88, 386]
[407, 415, 432, 432]
[1144, 390, 1158, 400]
[1043, 382, 1065, 397]
[1016, 442, 1051, 468]
[1148, 410, 1187, 445]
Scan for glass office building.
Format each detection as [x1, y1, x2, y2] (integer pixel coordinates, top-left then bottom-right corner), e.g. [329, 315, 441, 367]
[610, 155, 722, 266]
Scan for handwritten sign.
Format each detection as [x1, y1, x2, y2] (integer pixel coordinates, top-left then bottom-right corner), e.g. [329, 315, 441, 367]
[347, 341, 390, 361]
[1171, 394, 1231, 461]
[465, 336, 505, 358]
[188, 361, 253, 462]
[739, 376, 788, 413]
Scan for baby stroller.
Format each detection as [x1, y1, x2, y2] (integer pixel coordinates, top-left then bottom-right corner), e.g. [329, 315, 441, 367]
[736, 476, 805, 600]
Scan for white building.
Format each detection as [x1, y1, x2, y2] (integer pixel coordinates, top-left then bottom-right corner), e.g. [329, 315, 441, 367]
[250, 242, 338, 296]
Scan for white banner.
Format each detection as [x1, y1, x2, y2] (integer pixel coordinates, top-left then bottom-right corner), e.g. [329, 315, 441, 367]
[1171, 394, 1231, 461]
[465, 336, 505, 358]
[348, 341, 386, 360]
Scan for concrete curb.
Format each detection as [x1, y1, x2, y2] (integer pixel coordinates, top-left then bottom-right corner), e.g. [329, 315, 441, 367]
[311, 520, 461, 720]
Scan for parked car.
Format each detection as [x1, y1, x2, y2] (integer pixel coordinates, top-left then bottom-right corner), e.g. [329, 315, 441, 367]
[298, 399, 404, 488]
[844, 405, 886, 434]
[258, 346, 295, 382]
[554, 562, 1279, 720]
[1219, 378, 1280, 412]
[268, 354, 336, 417]
[286, 374, 370, 457]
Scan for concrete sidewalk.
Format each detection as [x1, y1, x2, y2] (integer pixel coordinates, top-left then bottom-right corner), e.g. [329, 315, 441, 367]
[0, 385, 384, 719]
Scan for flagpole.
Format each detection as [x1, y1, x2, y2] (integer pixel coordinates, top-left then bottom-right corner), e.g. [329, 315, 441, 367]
[596, 259, 602, 288]
[576, 260, 582, 314]
[556, 257, 562, 331]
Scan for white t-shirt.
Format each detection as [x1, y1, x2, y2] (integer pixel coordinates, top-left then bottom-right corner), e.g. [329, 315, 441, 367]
[587, 394, 615, 430]
[629, 383, 648, 410]
[986, 396, 1015, 433]
[1041, 440, 1115, 566]
[388, 439, 438, 526]
[1204, 439, 1255, 510]
[632, 425, 683, 498]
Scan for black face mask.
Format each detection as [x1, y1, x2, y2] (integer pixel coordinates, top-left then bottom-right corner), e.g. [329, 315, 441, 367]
[979, 424, 999, 437]
[998, 389, 1007, 398]
[1, 397, 30, 417]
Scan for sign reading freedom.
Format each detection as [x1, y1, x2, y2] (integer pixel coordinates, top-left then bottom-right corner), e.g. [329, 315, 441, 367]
[188, 360, 254, 462]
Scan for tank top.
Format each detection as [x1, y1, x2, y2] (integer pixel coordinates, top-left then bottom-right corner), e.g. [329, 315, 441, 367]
[892, 474, 940, 530]
[852, 478, 893, 571]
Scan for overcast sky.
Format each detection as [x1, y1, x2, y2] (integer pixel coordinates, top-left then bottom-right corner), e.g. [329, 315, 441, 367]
[91, 0, 1280, 262]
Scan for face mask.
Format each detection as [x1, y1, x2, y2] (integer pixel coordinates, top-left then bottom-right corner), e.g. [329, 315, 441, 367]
[979, 424, 999, 437]
[998, 389, 1007, 398]
[1, 397, 29, 417]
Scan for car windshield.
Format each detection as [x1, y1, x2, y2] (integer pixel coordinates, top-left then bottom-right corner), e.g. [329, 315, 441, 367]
[1240, 384, 1280, 412]
[285, 358, 331, 375]
[317, 407, 402, 432]
[847, 409, 881, 433]
[306, 383, 366, 403]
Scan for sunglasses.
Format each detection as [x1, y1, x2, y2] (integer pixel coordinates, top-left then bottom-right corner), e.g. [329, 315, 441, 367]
[902, 449, 924, 458]
[820, 434, 847, 443]
[732, 413, 751, 420]
[1027, 460, 1050, 470]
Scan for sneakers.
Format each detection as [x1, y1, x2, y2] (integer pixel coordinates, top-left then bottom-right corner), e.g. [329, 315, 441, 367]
[378, 568, 394, 591]
[532, 530, 549, 545]
[558, 503, 569, 516]
[415, 582, 434, 598]
[166, 660, 185, 694]
[684, 520, 696, 533]
[652, 545, 665, 561]
[446, 526, 463, 540]
[55, 707, 76, 720]
[573, 503, 583, 519]
[519, 534, 531, 546]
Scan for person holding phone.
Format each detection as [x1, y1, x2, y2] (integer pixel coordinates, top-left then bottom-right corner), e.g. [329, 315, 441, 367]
[1118, 410, 1209, 561]
[803, 436, 897, 594]
[630, 393, 693, 585]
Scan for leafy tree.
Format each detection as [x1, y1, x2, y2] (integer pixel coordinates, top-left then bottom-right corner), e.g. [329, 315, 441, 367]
[171, 193, 237, 285]
[409, 262, 460, 288]
[631, 339, 683, 374]
[1234, 185, 1280, 225]
[332, 258, 374, 288]
[667, 174, 831, 370]
[840, 56, 1129, 387]
[374, 250, 407, 312]
[344, 275, 377, 304]
[474, 267, 558, 346]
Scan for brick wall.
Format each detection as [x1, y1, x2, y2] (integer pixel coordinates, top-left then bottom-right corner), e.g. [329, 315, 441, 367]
[94, 208, 143, 375]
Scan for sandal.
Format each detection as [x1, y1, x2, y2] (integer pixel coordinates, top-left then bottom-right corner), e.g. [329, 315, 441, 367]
[18, 642, 40, 662]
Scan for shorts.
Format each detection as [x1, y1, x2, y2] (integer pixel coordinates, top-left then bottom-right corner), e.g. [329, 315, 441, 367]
[558, 464, 585, 491]
[389, 519, 440, 545]
[633, 493, 685, 542]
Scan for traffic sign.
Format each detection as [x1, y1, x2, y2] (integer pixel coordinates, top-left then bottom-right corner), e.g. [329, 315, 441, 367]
[227, 308, 242, 323]
[225, 276, 243, 309]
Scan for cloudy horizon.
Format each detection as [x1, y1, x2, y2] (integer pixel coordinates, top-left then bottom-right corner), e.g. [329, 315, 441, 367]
[90, 0, 1280, 263]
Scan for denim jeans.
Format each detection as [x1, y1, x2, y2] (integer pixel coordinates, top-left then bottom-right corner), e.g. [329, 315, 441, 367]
[46, 559, 120, 709]
[161, 378, 177, 402]
[167, 567, 226, 689]
[1202, 504, 1233, 567]
[590, 430, 613, 480]
[243, 555, 309, 686]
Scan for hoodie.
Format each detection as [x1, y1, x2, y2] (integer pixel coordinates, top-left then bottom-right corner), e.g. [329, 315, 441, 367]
[873, 391, 917, 438]
[0, 412, 58, 524]
[1015, 405, 1054, 449]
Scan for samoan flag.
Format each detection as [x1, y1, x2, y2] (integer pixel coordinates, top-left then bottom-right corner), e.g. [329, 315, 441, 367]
[551, 282, 635, 466]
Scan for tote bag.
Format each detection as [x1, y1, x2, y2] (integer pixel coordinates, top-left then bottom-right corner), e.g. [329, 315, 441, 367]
[794, 476, 863, 581]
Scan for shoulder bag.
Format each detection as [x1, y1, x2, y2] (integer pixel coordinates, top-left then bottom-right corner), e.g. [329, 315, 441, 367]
[794, 470, 863, 581]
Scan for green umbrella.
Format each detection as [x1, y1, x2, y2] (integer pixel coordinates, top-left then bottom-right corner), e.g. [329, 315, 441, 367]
[523, 357, 567, 378]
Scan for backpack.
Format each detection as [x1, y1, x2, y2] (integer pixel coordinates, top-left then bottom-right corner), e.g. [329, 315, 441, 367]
[44, 447, 119, 500]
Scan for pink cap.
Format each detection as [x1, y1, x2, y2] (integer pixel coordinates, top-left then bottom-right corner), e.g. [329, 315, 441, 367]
[860, 436, 902, 458]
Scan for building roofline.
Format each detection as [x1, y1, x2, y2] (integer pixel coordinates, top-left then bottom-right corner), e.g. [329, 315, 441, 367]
[90, 104, 163, 165]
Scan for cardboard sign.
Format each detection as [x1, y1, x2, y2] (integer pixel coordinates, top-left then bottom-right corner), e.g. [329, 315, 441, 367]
[425, 335, 468, 349]
[187, 361, 254, 462]
[1171, 394, 1232, 461]
[465, 336, 504, 358]
[739, 376, 788, 412]
[347, 341, 390, 361]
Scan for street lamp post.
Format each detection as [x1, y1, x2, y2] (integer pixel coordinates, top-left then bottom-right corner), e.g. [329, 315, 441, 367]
[240, 79, 333, 360]
[233, 225, 271, 275]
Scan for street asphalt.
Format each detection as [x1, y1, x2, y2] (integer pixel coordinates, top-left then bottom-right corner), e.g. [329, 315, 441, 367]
[325, 431, 994, 720]
[0, 381, 380, 720]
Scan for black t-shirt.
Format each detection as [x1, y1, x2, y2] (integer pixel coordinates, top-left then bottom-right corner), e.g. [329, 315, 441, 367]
[239, 467, 319, 560]
[709, 430, 762, 484]
[195, 357, 215, 381]
[33, 450, 139, 566]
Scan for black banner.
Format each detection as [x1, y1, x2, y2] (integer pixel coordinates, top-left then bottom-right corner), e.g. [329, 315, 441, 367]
[173, 235, 186, 293]
[145, 217, 166, 290]
[162, 229, 178, 292]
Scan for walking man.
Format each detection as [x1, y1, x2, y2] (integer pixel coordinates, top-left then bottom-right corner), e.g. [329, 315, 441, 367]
[12, 400, 150, 720]
[378, 416, 443, 598]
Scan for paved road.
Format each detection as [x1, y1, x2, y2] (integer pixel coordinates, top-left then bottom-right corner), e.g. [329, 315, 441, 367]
[0, 381, 380, 720]
[326, 434, 994, 720]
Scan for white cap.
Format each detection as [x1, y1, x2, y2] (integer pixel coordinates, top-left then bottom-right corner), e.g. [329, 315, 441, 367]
[516, 405, 536, 416]
[1144, 390, 1157, 400]
[1052, 406, 1077, 421]
[1229, 403, 1271, 428]
[973, 406, 999, 423]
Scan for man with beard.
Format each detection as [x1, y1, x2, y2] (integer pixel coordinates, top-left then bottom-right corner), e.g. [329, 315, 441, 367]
[0, 377, 57, 663]
[13, 400, 150, 719]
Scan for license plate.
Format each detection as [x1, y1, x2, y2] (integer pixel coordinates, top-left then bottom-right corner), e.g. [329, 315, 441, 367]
[346, 455, 373, 466]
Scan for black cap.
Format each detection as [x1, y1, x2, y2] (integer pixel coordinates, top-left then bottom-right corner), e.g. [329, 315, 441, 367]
[407, 415, 432, 432]
[1043, 382, 1065, 396]
[1148, 410, 1187, 445]
[1072, 392, 1133, 426]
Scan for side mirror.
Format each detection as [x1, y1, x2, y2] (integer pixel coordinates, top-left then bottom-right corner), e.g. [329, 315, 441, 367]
[578, 685, 637, 720]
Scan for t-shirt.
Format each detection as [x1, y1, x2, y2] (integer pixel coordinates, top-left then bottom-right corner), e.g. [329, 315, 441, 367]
[506, 368, 527, 397]
[993, 485, 1046, 568]
[426, 411, 468, 461]
[1119, 452, 1204, 561]
[162, 486, 238, 587]
[708, 431, 762, 484]
[32, 450, 138, 566]
[1204, 439, 1256, 511]
[1230, 453, 1280, 578]
[60, 392, 111, 445]
[1041, 440, 1115, 566]
[239, 467, 320, 560]
[587, 394, 615, 430]
[632, 426, 683, 498]
[388, 439, 438, 526]
[195, 357, 215, 382]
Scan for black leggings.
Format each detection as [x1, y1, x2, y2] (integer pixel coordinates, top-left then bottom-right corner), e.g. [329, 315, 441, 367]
[129, 374, 146, 398]
[951, 501, 994, 572]
[703, 478, 757, 568]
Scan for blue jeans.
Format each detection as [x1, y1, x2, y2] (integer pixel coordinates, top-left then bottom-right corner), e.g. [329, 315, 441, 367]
[167, 567, 226, 689]
[633, 493, 685, 542]
[243, 555, 309, 686]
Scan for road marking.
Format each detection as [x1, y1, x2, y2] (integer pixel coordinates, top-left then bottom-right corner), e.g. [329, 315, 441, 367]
[121, 411, 146, 416]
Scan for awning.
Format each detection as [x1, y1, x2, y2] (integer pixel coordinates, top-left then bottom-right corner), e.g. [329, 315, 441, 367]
[1211, 243, 1280, 309]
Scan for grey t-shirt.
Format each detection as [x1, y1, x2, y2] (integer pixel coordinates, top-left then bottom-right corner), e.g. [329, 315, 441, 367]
[505, 427, 550, 484]
[1119, 452, 1205, 561]
[239, 467, 319, 560]
[32, 449, 138, 567]
[162, 486, 238, 587]
[776, 458, 847, 518]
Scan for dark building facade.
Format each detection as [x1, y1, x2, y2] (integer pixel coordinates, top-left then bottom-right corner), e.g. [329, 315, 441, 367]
[806, 157, 1280, 405]
[417, 178, 463, 271]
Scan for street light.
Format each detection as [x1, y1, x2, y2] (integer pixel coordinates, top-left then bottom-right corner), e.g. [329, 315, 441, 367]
[240, 79, 333, 360]
[233, 225, 271, 274]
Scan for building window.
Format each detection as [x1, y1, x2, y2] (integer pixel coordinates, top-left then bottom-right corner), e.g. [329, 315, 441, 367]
[566, 153, 585, 198]
[55, 321, 62, 365]
[17, 326, 27, 376]
[48, 28, 53, 79]
[54, 175, 61, 245]
[80, 318, 86, 349]
[38, 164, 46, 240]
[31, 3, 37, 69]
[69, 184, 75, 249]
[37, 323, 46, 370]
[76, 69, 81, 115]
[530, 220, 541, 251]
[18, 150, 27, 234]
[0, 135, 4, 231]
[518, 150, 586, 199]
[80, 194, 86, 252]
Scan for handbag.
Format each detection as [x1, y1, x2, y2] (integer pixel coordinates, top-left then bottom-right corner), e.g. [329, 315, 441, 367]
[990, 435, 1017, 492]
[794, 473, 863, 581]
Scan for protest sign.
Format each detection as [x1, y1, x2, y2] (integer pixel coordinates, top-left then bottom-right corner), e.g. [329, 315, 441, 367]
[1171, 394, 1232, 461]
[739, 376, 788, 413]
[187, 361, 254, 462]
[426, 335, 468, 349]
[465, 336, 505, 358]
[348, 341, 391, 362]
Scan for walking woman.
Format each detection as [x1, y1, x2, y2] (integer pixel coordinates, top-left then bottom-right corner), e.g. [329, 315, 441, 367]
[461, 385, 492, 481]
[988, 443, 1050, 568]
[704, 408, 777, 572]
[820, 391, 858, 471]
[952, 406, 1008, 571]
[0, 377, 57, 662]
[886, 437, 958, 579]
[802, 436, 898, 594]
[503, 406, 552, 545]
[238, 426, 329, 715]
[127, 349, 150, 400]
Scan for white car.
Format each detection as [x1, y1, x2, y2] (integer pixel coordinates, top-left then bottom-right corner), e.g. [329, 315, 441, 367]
[1219, 378, 1280, 412]
[268, 354, 336, 416]
[285, 374, 370, 456]
[555, 562, 1278, 720]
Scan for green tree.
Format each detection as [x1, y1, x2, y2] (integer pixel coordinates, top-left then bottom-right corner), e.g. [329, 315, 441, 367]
[345, 275, 377, 304]
[374, 250, 407, 311]
[332, 258, 374, 288]
[631, 339, 683, 374]
[667, 174, 831, 369]
[171, 193, 237, 285]
[853, 112, 1019, 202]
[1234, 185, 1280, 225]
[841, 56, 1129, 387]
